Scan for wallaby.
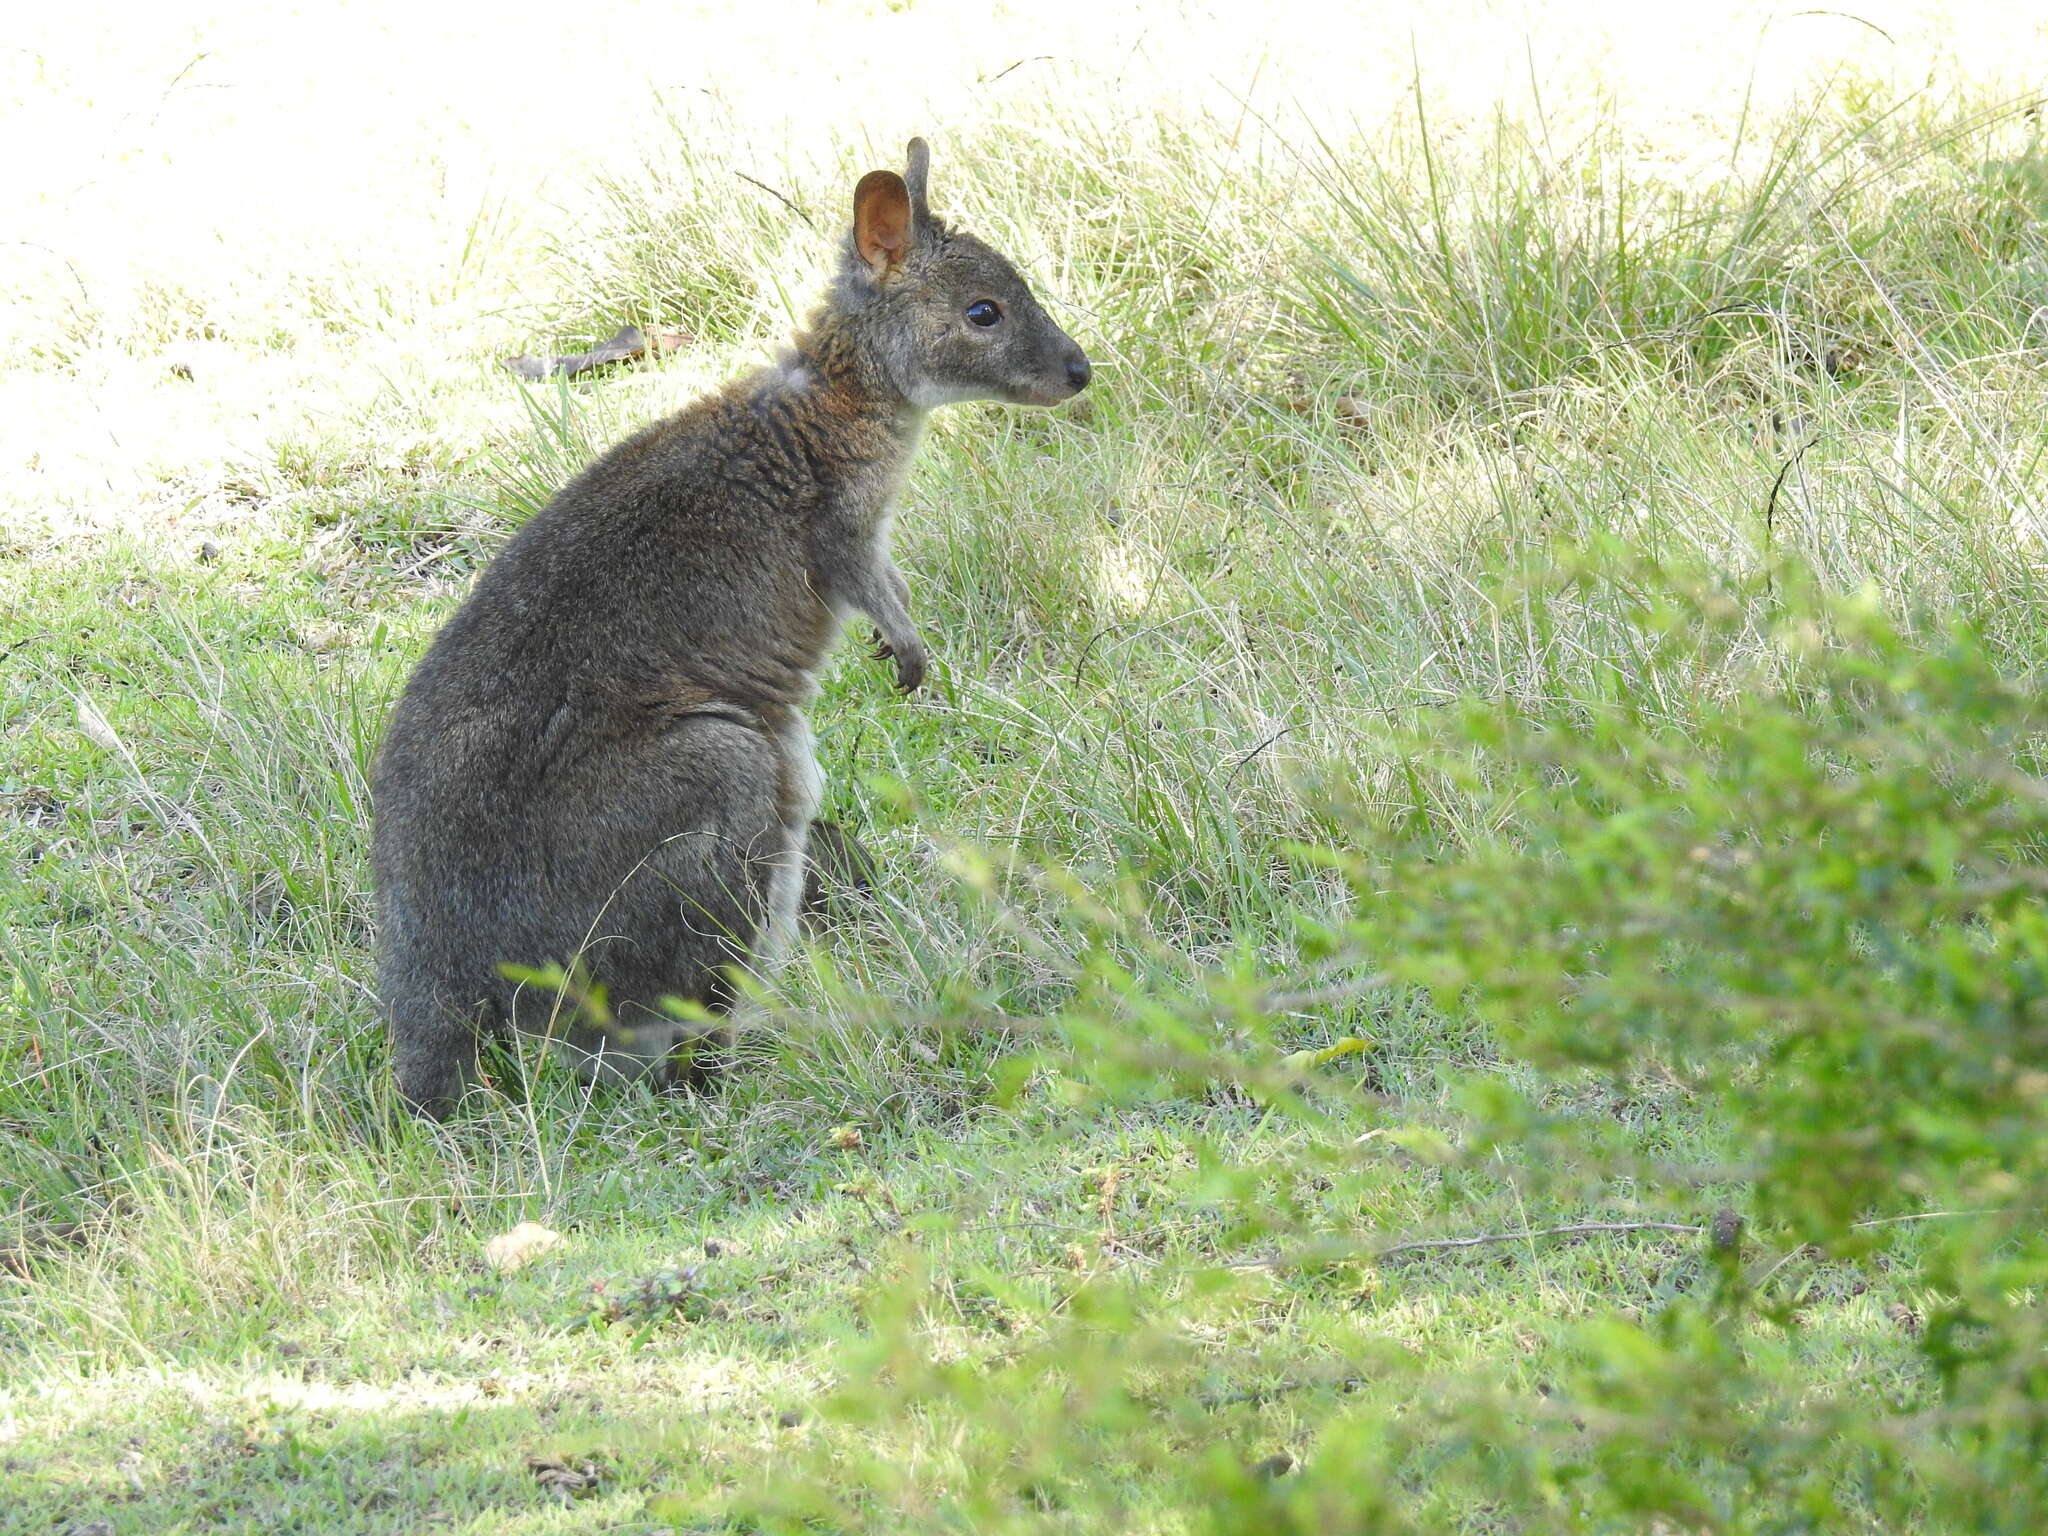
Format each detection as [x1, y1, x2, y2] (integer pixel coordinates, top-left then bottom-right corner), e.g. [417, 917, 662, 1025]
[372, 139, 1091, 1117]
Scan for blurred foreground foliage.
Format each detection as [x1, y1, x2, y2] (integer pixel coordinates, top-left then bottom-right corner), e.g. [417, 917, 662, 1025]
[740, 563, 2048, 1533]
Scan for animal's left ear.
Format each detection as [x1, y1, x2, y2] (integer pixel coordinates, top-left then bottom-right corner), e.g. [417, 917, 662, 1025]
[853, 169, 913, 278]
[904, 136, 932, 228]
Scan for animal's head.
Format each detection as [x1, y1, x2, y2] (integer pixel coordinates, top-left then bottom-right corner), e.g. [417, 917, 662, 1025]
[835, 138, 1091, 409]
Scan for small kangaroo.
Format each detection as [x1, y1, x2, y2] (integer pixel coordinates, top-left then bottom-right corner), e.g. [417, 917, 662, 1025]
[372, 139, 1090, 1117]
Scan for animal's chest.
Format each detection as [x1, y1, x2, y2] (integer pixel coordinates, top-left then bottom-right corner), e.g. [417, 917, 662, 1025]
[837, 458, 908, 538]
[812, 464, 905, 581]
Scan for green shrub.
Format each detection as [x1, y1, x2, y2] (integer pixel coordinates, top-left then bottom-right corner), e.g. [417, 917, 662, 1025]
[754, 567, 2048, 1533]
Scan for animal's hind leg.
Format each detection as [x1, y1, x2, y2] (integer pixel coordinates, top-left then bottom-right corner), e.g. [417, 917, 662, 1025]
[389, 1000, 479, 1119]
[383, 953, 494, 1120]
[378, 885, 496, 1118]
[642, 713, 817, 1087]
[522, 713, 805, 1085]
[654, 730, 815, 1080]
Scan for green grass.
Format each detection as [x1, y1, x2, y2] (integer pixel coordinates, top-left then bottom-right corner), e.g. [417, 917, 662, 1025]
[6, 13, 2048, 1531]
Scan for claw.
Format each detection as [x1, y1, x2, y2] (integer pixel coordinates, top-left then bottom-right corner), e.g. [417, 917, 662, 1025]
[894, 648, 927, 693]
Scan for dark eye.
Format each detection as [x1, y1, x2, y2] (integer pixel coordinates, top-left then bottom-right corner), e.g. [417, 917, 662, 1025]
[965, 300, 1001, 327]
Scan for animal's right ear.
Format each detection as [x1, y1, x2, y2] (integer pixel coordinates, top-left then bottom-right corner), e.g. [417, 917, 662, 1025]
[904, 137, 932, 227]
[853, 170, 913, 279]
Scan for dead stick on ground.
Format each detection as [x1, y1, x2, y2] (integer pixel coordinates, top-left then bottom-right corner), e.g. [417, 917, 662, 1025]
[1373, 1220, 1705, 1261]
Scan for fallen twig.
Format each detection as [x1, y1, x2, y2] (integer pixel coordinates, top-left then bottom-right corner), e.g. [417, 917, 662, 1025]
[1373, 1220, 1706, 1261]
[0, 1220, 89, 1278]
[503, 324, 690, 382]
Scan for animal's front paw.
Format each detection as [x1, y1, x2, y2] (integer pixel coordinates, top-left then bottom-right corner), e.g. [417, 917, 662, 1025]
[892, 639, 928, 694]
[871, 628, 927, 693]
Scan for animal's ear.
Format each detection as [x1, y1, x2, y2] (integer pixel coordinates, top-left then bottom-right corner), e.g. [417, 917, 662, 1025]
[853, 170, 913, 278]
[904, 137, 932, 227]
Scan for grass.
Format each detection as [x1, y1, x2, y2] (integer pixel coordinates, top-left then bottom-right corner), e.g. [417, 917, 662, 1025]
[5, 2, 2048, 1528]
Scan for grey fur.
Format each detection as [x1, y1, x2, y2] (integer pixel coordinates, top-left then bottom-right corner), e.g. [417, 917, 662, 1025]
[371, 140, 1089, 1117]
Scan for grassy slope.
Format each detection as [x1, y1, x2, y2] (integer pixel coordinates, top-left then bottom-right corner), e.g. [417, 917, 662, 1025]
[5, 5, 2048, 1529]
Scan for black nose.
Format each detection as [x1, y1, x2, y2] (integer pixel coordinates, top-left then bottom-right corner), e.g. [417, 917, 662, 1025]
[1066, 354, 1092, 391]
